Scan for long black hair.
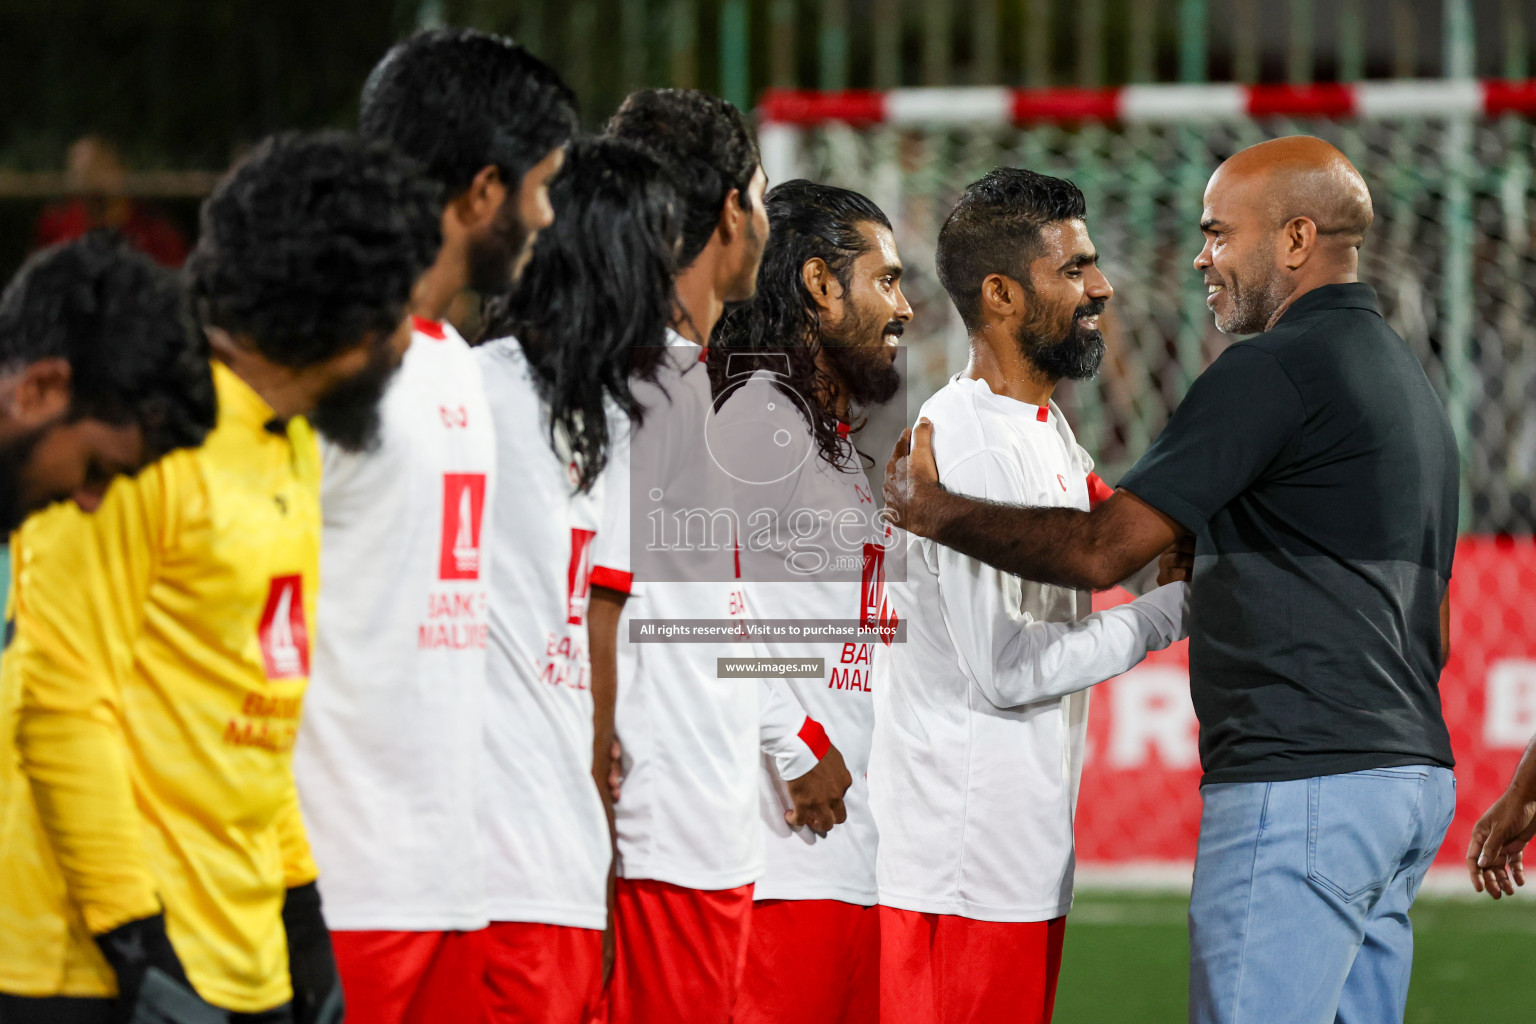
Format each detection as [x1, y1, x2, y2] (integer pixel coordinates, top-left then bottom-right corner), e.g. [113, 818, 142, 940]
[605, 89, 759, 267]
[709, 179, 890, 470]
[479, 136, 679, 491]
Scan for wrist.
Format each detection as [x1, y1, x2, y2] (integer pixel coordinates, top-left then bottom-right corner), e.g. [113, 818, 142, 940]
[94, 912, 193, 998]
[282, 881, 329, 947]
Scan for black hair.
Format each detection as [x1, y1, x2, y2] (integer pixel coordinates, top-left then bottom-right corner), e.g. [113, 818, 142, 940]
[478, 136, 680, 492]
[0, 232, 215, 457]
[360, 28, 578, 203]
[186, 131, 442, 368]
[710, 179, 890, 470]
[936, 167, 1087, 330]
[605, 88, 759, 266]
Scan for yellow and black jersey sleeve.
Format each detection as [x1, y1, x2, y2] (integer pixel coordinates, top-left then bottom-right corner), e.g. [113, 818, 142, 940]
[9, 465, 173, 936]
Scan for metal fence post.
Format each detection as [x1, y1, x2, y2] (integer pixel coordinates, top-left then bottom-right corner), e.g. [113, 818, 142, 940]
[1176, 0, 1211, 392]
[819, 0, 850, 90]
[1442, 0, 1476, 528]
[720, 0, 750, 110]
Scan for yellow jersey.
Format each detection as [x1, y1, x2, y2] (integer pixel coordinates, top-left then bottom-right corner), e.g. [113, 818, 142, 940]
[0, 361, 322, 1012]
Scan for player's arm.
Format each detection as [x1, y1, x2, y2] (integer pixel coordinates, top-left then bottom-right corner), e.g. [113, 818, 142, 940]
[13, 490, 162, 932]
[886, 346, 1305, 591]
[11, 473, 215, 1016]
[1084, 469, 1168, 597]
[587, 411, 633, 983]
[586, 581, 626, 983]
[588, 583, 627, 810]
[759, 681, 849, 834]
[929, 451, 1188, 708]
[588, 409, 633, 812]
[273, 781, 342, 1024]
[889, 433, 1182, 590]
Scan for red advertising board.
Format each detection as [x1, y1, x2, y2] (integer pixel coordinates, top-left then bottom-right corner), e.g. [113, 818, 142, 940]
[1077, 535, 1536, 872]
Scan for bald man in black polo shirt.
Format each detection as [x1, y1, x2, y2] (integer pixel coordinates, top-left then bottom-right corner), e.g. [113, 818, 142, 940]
[883, 137, 1458, 1024]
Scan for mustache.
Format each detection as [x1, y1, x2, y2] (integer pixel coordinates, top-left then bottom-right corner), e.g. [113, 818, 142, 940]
[1075, 298, 1108, 320]
[883, 320, 906, 338]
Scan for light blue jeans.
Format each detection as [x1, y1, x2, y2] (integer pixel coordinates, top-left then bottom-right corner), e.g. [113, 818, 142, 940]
[1188, 765, 1455, 1024]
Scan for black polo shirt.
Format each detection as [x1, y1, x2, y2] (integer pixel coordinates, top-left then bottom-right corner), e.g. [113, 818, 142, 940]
[1118, 283, 1458, 785]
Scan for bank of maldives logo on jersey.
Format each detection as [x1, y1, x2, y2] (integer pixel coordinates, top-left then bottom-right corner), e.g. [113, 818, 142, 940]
[259, 575, 309, 679]
[440, 473, 488, 580]
[861, 539, 899, 646]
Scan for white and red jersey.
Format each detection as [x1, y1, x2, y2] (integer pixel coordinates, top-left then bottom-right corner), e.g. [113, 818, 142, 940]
[716, 374, 890, 906]
[475, 336, 611, 931]
[297, 316, 495, 932]
[593, 332, 763, 891]
[870, 377, 1187, 923]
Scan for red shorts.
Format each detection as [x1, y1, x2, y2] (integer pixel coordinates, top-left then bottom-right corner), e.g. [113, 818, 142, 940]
[481, 921, 603, 1024]
[330, 929, 487, 1024]
[606, 878, 754, 1024]
[878, 907, 1067, 1024]
[735, 899, 879, 1024]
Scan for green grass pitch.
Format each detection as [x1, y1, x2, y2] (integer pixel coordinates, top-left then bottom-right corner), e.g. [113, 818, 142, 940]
[1053, 891, 1536, 1021]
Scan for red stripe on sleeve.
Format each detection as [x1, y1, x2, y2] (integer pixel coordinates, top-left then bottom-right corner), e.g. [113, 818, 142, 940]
[590, 566, 634, 595]
[1087, 472, 1115, 509]
[797, 718, 831, 761]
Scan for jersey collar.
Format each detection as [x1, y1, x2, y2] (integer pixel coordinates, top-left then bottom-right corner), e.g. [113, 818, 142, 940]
[212, 361, 282, 435]
[1274, 282, 1382, 325]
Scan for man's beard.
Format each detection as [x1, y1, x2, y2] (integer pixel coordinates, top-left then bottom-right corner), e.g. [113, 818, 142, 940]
[0, 422, 49, 533]
[1018, 297, 1106, 382]
[465, 198, 530, 296]
[724, 211, 767, 304]
[308, 337, 401, 454]
[820, 306, 902, 408]
[1210, 257, 1291, 335]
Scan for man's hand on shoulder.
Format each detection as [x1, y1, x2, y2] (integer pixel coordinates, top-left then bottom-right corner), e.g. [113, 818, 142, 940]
[785, 744, 852, 835]
[883, 418, 944, 538]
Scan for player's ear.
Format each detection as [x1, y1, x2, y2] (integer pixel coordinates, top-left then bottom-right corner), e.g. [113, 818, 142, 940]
[980, 273, 1019, 319]
[448, 165, 506, 233]
[1282, 215, 1316, 270]
[801, 257, 839, 313]
[8, 357, 71, 427]
[717, 187, 743, 245]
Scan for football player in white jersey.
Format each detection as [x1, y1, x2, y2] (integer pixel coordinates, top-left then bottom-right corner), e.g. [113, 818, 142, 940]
[472, 137, 683, 1024]
[293, 29, 575, 1024]
[709, 181, 912, 1024]
[870, 169, 1190, 1024]
[594, 89, 831, 1024]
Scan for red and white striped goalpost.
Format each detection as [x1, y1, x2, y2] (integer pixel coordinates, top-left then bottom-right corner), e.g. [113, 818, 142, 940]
[755, 78, 1536, 183]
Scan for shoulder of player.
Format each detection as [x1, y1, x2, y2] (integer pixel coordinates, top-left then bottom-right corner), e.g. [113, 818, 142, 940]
[472, 335, 542, 410]
[715, 374, 808, 433]
[919, 379, 1031, 469]
[1044, 402, 1093, 470]
[473, 333, 527, 370]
